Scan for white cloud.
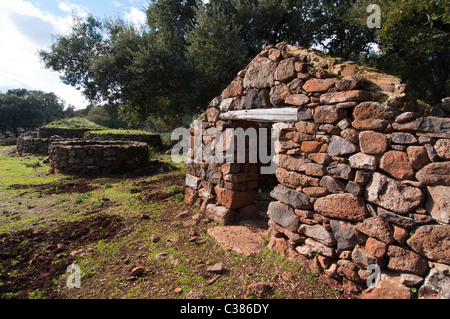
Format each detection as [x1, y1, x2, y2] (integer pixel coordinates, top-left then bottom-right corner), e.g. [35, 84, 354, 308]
[57, 0, 89, 15]
[0, 0, 89, 109]
[112, 1, 122, 8]
[124, 7, 146, 27]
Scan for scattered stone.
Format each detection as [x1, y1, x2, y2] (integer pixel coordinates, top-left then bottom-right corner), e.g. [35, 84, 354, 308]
[155, 252, 169, 260]
[173, 287, 183, 294]
[175, 211, 190, 219]
[338, 265, 364, 283]
[131, 266, 145, 277]
[206, 275, 221, 286]
[207, 226, 266, 256]
[207, 262, 224, 274]
[206, 204, 236, 225]
[185, 290, 206, 299]
[246, 282, 272, 298]
[150, 235, 161, 243]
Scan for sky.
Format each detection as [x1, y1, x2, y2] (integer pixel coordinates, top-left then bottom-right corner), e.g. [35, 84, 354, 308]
[0, 0, 149, 110]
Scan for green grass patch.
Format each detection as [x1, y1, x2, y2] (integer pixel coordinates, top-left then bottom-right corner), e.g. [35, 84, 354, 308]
[91, 129, 157, 135]
[44, 117, 106, 130]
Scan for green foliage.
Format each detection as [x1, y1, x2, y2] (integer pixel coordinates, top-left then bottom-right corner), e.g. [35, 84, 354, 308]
[91, 129, 156, 135]
[25, 160, 41, 168]
[38, 0, 448, 130]
[167, 185, 181, 194]
[86, 105, 127, 129]
[45, 117, 105, 130]
[0, 89, 73, 136]
[348, 0, 449, 104]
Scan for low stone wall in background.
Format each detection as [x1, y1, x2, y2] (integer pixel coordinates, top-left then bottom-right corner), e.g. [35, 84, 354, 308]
[39, 127, 95, 139]
[48, 140, 149, 175]
[16, 132, 53, 155]
[84, 131, 162, 147]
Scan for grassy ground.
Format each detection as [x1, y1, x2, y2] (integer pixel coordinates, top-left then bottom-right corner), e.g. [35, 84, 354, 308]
[91, 129, 159, 135]
[0, 146, 348, 300]
[43, 117, 106, 130]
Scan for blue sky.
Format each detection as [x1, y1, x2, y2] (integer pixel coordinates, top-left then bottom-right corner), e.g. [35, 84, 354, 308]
[0, 0, 150, 109]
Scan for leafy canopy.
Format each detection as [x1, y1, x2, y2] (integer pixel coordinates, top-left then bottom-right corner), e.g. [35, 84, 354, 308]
[39, 0, 449, 130]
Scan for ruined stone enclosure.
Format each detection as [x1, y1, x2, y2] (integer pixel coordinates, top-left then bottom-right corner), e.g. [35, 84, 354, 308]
[185, 43, 450, 298]
[48, 140, 149, 175]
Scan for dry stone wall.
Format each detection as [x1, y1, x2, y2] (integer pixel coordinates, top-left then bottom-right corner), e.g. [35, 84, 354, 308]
[184, 42, 450, 298]
[16, 131, 53, 155]
[48, 140, 149, 175]
[84, 131, 162, 147]
[39, 127, 95, 139]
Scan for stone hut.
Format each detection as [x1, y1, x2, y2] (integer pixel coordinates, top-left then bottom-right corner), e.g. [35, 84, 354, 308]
[184, 43, 450, 298]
